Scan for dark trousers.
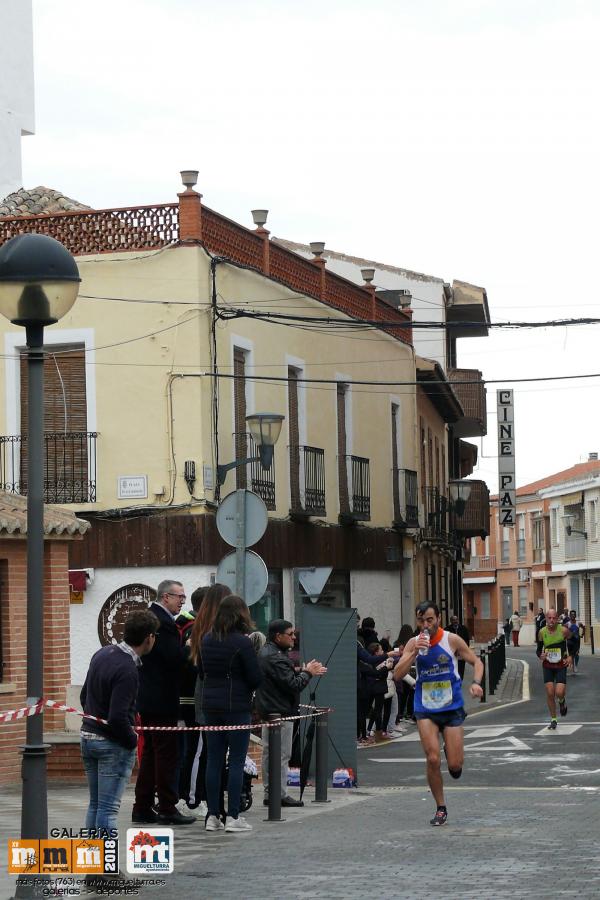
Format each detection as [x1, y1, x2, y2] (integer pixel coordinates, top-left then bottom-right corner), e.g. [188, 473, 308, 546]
[357, 693, 370, 739]
[204, 711, 251, 820]
[133, 715, 179, 815]
[368, 694, 391, 732]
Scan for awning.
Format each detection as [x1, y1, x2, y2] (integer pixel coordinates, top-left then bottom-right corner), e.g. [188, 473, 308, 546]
[562, 491, 584, 507]
[463, 576, 496, 584]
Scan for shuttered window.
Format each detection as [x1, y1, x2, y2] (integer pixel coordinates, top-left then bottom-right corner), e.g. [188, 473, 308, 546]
[233, 347, 247, 489]
[19, 345, 88, 500]
[288, 367, 300, 508]
[337, 384, 349, 513]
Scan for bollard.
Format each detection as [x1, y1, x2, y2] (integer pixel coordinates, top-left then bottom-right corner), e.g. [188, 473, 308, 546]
[489, 641, 496, 695]
[265, 714, 283, 822]
[312, 711, 330, 804]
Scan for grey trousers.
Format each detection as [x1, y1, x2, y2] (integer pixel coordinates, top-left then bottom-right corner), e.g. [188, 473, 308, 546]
[261, 721, 294, 797]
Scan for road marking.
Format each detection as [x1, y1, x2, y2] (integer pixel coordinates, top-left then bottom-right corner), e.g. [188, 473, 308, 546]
[464, 736, 531, 752]
[534, 724, 583, 736]
[465, 726, 513, 738]
[368, 758, 425, 763]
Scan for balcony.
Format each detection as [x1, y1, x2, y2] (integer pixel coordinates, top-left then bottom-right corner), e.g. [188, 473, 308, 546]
[0, 432, 97, 504]
[232, 432, 276, 510]
[450, 479, 490, 538]
[465, 554, 496, 571]
[448, 368, 487, 437]
[392, 468, 419, 528]
[421, 487, 450, 544]
[289, 445, 326, 517]
[339, 455, 370, 523]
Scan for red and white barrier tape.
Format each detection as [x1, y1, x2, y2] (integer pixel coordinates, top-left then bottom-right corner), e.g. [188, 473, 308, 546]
[0, 698, 332, 731]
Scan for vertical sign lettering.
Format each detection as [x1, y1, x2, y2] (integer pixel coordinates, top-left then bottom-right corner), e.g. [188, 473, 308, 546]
[497, 389, 516, 526]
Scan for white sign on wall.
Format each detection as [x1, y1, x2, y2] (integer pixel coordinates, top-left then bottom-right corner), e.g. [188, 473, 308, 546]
[497, 389, 516, 526]
[117, 475, 148, 499]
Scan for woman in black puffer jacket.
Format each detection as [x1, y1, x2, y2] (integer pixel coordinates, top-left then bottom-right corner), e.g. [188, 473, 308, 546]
[196, 594, 262, 832]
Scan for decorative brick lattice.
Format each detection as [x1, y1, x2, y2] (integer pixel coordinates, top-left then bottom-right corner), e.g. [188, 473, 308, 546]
[202, 206, 264, 268]
[324, 270, 372, 320]
[268, 242, 322, 297]
[375, 298, 412, 345]
[0, 204, 179, 255]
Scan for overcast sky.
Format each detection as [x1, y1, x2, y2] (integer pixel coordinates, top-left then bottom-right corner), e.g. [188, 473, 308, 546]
[20, 0, 600, 492]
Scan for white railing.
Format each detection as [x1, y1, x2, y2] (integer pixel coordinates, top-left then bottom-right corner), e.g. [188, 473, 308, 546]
[465, 554, 496, 571]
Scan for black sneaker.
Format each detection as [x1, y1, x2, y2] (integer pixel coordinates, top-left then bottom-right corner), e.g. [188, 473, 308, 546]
[549, 719, 557, 730]
[430, 808, 447, 826]
[559, 701, 568, 717]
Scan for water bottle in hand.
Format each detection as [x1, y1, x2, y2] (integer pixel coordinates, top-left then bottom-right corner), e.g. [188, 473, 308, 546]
[418, 629, 430, 656]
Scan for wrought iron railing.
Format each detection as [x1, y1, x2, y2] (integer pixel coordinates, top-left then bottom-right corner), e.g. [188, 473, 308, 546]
[340, 455, 370, 521]
[421, 487, 449, 542]
[290, 445, 326, 516]
[232, 432, 276, 510]
[392, 468, 419, 527]
[0, 432, 97, 503]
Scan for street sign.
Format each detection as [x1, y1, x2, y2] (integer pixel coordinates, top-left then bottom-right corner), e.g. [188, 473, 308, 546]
[216, 489, 268, 548]
[216, 549, 268, 606]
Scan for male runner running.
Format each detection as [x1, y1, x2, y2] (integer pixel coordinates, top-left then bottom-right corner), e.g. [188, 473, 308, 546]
[537, 608, 571, 729]
[393, 601, 484, 827]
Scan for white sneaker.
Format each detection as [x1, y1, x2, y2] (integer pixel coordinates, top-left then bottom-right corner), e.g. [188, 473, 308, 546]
[205, 815, 225, 831]
[225, 816, 252, 833]
[197, 800, 208, 817]
[178, 800, 206, 819]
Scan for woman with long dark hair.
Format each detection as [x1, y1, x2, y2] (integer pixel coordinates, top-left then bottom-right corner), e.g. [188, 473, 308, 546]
[196, 594, 262, 832]
[189, 583, 232, 665]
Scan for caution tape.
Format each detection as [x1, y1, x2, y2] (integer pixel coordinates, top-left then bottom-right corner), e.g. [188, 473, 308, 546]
[0, 698, 332, 731]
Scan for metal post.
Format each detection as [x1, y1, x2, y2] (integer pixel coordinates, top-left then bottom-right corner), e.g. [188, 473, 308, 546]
[235, 488, 246, 598]
[14, 324, 50, 899]
[479, 649, 487, 703]
[265, 714, 283, 822]
[312, 711, 330, 803]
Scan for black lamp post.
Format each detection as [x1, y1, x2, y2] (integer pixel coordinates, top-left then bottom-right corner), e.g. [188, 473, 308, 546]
[0, 234, 80, 898]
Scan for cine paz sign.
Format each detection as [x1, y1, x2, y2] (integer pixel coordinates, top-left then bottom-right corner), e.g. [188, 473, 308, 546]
[497, 389, 516, 526]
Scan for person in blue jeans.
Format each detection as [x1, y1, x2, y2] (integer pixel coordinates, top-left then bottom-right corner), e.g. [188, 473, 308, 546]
[195, 594, 262, 833]
[80, 609, 159, 832]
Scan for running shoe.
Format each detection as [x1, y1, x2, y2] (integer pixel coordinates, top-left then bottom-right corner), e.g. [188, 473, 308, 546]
[225, 816, 252, 833]
[430, 808, 448, 826]
[559, 700, 568, 717]
[548, 719, 557, 730]
[205, 815, 225, 831]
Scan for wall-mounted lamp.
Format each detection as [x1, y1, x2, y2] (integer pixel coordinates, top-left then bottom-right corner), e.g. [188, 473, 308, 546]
[217, 412, 285, 486]
[449, 480, 472, 517]
[564, 513, 588, 539]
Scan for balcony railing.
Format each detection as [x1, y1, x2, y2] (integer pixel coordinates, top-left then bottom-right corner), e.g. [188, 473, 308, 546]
[289, 445, 326, 517]
[232, 432, 276, 510]
[340, 455, 370, 522]
[465, 554, 496, 571]
[392, 468, 419, 527]
[448, 368, 487, 438]
[450, 479, 490, 538]
[421, 487, 450, 543]
[0, 432, 97, 503]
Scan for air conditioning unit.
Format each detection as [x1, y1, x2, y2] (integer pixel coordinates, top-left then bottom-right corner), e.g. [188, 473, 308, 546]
[517, 568, 531, 582]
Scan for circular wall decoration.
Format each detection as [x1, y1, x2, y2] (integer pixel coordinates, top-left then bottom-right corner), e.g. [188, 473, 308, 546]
[97, 583, 157, 646]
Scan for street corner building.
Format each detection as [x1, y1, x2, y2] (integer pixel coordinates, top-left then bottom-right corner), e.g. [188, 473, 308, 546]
[0, 174, 492, 782]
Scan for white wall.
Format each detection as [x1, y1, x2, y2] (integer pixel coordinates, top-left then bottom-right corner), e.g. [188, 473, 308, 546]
[0, 0, 34, 199]
[351, 569, 403, 643]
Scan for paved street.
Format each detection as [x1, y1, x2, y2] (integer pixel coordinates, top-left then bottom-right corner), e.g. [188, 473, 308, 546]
[2, 648, 599, 899]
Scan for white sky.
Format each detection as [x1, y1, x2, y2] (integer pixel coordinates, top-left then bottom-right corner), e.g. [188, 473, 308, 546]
[19, 0, 600, 492]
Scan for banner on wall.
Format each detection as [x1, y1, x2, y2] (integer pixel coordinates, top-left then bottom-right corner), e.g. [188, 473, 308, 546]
[497, 389, 516, 526]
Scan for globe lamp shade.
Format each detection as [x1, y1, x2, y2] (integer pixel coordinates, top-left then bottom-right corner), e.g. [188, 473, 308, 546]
[0, 234, 81, 326]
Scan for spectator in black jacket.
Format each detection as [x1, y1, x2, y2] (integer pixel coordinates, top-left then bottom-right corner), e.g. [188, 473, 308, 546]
[196, 594, 262, 833]
[132, 580, 196, 826]
[80, 609, 159, 831]
[255, 619, 327, 807]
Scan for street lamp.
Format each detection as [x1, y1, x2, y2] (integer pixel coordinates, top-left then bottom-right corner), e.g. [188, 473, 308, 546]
[563, 514, 594, 655]
[0, 234, 80, 897]
[217, 412, 284, 485]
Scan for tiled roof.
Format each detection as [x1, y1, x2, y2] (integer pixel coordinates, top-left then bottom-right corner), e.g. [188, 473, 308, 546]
[517, 460, 600, 496]
[0, 187, 90, 218]
[0, 492, 91, 537]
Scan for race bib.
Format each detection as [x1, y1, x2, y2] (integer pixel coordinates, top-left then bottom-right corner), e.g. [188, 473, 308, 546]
[546, 648, 562, 664]
[422, 680, 453, 710]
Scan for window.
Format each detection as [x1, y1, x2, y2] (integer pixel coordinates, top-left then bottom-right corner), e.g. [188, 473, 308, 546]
[480, 591, 491, 619]
[550, 508, 558, 546]
[252, 569, 283, 634]
[337, 383, 349, 513]
[588, 499, 598, 541]
[501, 526, 510, 564]
[233, 347, 248, 490]
[518, 585, 528, 617]
[532, 517, 544, 563]
[517, 514, 526, 562]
